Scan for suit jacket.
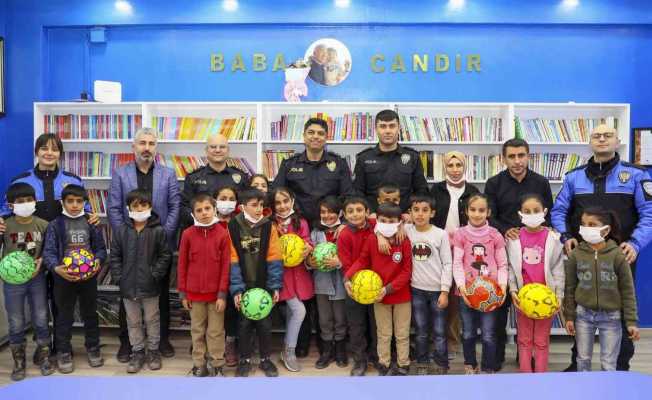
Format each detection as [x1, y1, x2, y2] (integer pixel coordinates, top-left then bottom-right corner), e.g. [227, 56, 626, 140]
[108, 162, 181, 247]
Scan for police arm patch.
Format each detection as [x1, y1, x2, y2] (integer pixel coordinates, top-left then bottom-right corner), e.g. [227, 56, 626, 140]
[642, 180, 652, 201]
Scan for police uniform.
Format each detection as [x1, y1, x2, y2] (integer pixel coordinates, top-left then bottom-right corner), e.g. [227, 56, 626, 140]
[552, 152, 652, 371]
[353, 144, 429, 212]
[273, 151, 354, 225]
[181, 164, 249, 228]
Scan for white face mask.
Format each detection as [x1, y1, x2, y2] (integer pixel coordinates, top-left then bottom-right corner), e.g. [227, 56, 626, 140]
[243, 210, 264, 225]
[321, 218, 341, 228]
[216, 200, 237, 216]
[12, 202, 36, 218]
[276, 200, 295, 220]
[579, 225, 608, 244]
[193, 215, 219, 227]
[61, 206, 85, 219]
[519, 211, 546, 229]
[375, 222, 400, 238]
[446, 175, 465, 185]
[129, 209, 151, 222]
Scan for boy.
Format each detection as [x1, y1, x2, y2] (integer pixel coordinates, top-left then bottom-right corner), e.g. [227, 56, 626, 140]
[228, 189, 283, 377]
[178, 192, 231, 377]
[337, 196, 378, 376]
[377, 184, 401, 208]
[42, 184, 107, 374]
[1, 183, 54, 380]
[405, 195, 452, 375]
[111, 189, 171, 374]
[345, 202, 413, 376]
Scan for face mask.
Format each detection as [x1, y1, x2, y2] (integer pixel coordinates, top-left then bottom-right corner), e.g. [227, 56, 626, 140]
[374, 222, 400, 238]
[321, 218, 341, 228]
[12, 202, 36, 218]
[579, 225, 608, 244]
[276, 200, 295, 219]
[193, 215, 219, 227]
[129, 209, 151, 222]
[446, 175, 465, 185]
[216, 201, 237, 216]
[61, 206, 85, 219]
[519, 211, 546, 229]
[243, 210, 263, 225]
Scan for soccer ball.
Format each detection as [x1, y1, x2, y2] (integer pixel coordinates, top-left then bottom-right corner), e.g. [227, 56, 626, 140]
[62, 248, 99, 281]
[241, 288, 274, 321]
[465, 276, 504, 312]
[280, 233, 306, 267]
[0, 251, 36, 285]
[350, 269, 383, 305]
[518, 283, 559, 320]
[312, 242, 338, 272]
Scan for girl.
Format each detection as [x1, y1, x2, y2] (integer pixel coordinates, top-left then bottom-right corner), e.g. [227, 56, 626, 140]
[451, 193, 507, 374]
[564, 207, 639, 372]
[271, 187, 314, 372]
[306, 196, 348, 369]
[214, 186, 238, 228]
[249, 174, 272, 217]
[506, 193, 564, 373]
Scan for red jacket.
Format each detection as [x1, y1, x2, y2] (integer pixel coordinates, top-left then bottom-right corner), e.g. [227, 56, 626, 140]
[346, 235, 413, 304]
[177, 223, 231, 302]
[336, 220, 376, 276]
[275, 217, 315, 302]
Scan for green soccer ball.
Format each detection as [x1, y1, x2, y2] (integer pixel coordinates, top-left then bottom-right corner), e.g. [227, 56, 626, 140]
[313, 242, 338, 272]
[0, 251, 36, 285]
[241, 288, 273, 321]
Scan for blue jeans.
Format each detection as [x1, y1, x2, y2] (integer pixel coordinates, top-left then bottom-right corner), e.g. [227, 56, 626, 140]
[575, 305, 622, 371]
[411, 288, 448, 367]
[3, 271, 50, 346]
[459, 300, 497, 371]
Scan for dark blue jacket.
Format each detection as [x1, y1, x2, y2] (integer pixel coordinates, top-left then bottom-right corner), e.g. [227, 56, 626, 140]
[42, 215, 107, 272]
[551, 153, 652, 253]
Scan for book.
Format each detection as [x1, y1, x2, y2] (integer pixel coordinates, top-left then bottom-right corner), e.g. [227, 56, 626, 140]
[270, 113, 377, 141]
[401, 116, 503, 142]
[515, 116, 618, 143]
[45, 114, 142, 140]
[152, 116, 256, 141]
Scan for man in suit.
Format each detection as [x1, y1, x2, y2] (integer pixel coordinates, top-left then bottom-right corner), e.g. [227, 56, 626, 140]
[108, 127, 181, 362]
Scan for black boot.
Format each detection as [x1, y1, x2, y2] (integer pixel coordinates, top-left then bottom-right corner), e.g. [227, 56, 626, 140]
[315, 341, 334, 369]
[36, 345, 55, 376]
[117, 339, 132, 363]
[10, 344, 26, 381]
[335, 340, 348, 367]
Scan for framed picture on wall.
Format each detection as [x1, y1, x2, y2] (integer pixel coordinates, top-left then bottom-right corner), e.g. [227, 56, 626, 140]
[0, 37, 4, 116]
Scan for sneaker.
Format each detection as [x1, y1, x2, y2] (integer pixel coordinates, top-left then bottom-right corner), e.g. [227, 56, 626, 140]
[213, 366, 225, 377]
[259, 358, 279, 377]
[117, 341, 131, 363]
[35, 345, 55, 376]
[236, 359, 252, 377]
[57, 352, 74, 374]
[225, 339, 238, 367]
[87, 346, 104, 368]
[147, 350, 162, 370]
[392, 365, 409, 376]
[464, 365, 479, 375]
[159, 339, 175, 358]
[377, 364, 390, 376]
[127, 350, 146, 374]
[280, 346, 301, 372]
[192, 365, 209, 377]
[315, 350, 335, 369]
[350, 360, 367, 376]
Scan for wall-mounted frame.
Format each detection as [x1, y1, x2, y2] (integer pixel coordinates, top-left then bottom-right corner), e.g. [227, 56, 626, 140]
[0, 37, 4, 116]
[633, 127, 652, 167]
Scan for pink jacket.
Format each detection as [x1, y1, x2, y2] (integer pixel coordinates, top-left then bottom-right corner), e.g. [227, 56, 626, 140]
[275, 217, 315, 302]
[452, 223, 508, 293]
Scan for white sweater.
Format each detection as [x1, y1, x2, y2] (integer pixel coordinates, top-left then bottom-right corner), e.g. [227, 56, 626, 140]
[405, 224, 453, 292]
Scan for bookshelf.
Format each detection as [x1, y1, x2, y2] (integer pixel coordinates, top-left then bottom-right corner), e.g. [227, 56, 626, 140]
[32, 101, 630, 333]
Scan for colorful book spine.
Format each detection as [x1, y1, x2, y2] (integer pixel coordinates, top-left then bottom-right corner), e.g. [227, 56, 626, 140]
[45, 114, 142, 140]
[151, 116, 256, 141]
[87, 189, 109, 214]
[516, 117, 618, 143]
[401, 116, 503, 142]
[270, 113, 376, 141]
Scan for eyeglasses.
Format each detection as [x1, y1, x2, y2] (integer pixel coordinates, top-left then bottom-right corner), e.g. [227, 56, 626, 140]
[590, 132, 616, 140]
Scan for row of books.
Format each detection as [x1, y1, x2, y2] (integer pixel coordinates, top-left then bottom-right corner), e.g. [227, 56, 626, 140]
[515, 116, 618, 143]
[61, 152, 135, 177]
[528, 153, 589, 181]
[418, 152, 504, 182]
[400, 116, 504, 142]
[150, 116, 256, 141]
[270, 113, 377, 142]
[45, 114, 142, 140]
[87, 189, 109, 214]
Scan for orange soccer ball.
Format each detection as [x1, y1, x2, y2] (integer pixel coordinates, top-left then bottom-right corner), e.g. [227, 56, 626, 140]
[465, 276, 504, 313]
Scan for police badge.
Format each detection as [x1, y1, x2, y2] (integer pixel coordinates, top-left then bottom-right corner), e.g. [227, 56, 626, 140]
[619, 171, 631, 184]
[642, 180, 652, 201]
[401, 154, 410, 165]
[232, 173, 242, 184]
[326, 161, 337, 172]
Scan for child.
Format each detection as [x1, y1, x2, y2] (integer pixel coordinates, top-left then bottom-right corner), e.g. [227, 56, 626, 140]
[405, 195, 452, 375]
[564, 207, 639, 372]
[42, 184, 107, 374]
[177, 193, 231, 377]
[337, 196, 378, 376]
[345, 202, 413, 376]
[229, 189, 283, 377]
[307, 196, 348, 369]
[324, 47, 344, 86]
[376, 183, 411, 224]
[215, 186, 238, 228]
[249, 174, 272, 217]
[110, 189, 172, 374]
[1, 183, 54, 380]
[506, 193, 564, 373]
[451, 193, 507, 374]
[270, 187, 314, 372]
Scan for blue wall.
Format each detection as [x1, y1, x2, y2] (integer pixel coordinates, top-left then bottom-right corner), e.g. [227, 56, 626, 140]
[2, 0, 652, 325]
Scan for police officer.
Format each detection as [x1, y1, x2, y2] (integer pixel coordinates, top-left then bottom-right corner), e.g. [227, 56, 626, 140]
[353, 109, 429, 212]
[273, 117, 354, 225]
[552, 123, 652, 372]
[181, 134, 249, 229]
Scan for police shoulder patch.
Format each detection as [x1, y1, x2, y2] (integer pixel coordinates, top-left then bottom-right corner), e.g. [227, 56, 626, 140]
[641, 180, 652, 201]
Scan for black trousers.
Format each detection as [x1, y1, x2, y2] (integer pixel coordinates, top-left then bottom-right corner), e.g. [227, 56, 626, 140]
[494, 292, 511, 367]
[345, 296, 378, 363]
[53, 275, 100, 354]
[225, 294, 239, 338]
[239, 313, 272, 359]
[119, 260, 171, 345]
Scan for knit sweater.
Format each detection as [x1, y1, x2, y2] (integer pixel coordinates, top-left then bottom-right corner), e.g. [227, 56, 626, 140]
[336, 220, 376, 276]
